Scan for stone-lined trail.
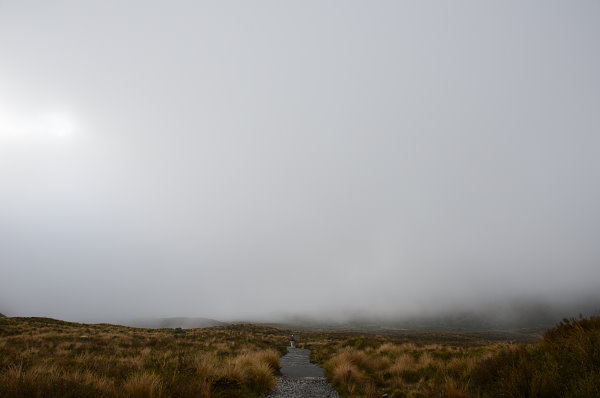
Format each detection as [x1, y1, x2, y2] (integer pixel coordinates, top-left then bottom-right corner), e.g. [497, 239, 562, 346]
[264, 347, 340, 398]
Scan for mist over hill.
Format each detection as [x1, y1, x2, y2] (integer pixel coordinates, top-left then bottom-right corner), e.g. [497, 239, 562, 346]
[121, 317, 226, 329]
[3, 292, 598, 332]
[269, 296, 600, 332]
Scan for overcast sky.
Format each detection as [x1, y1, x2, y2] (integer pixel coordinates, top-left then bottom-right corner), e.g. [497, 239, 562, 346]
[1, 1, 599, 323]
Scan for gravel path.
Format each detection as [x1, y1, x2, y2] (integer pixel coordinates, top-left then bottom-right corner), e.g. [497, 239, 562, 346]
[263, 347, 340, 398]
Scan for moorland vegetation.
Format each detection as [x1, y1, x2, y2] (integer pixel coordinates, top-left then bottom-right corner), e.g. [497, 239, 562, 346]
[302, 316, 600, 397]
[0, 317, 286, 397]
[1, 315, 598, 397]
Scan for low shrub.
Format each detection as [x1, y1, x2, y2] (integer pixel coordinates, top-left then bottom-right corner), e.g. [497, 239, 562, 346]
[473, 316, 600, 398]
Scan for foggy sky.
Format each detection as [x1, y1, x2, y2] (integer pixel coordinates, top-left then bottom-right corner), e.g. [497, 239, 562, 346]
[1, 1, 599, 323]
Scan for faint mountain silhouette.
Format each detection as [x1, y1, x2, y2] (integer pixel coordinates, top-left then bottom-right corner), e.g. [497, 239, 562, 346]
[123, 317, 226, 329]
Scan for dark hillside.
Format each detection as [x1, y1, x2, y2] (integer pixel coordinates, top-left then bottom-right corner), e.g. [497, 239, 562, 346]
[124, 317, 226, 329]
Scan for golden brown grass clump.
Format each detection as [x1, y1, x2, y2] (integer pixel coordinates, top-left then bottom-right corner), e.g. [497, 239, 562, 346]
[123, 372, 162, 398]
[321, 339, 493, 397]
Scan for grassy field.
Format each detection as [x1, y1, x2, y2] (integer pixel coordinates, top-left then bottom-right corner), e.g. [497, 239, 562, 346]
[0, 317, 288, 397]
[294, 328, 529, 397]
[1, 316, 598, 397]
[299, 317, 600, 398]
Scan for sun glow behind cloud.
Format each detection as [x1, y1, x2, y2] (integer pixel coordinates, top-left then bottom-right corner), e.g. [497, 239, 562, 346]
[0, 105, 78, 141]
[41, 111, 76, 137]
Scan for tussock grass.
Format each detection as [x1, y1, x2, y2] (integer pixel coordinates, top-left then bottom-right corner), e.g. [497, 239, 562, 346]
[241, 359, 276, 393]
[0, 317, 284, 398]
[306, 316, 600, 398]
[473, 316, 600, 398]
[253, 348, 280, 372]
[331, 362, 364, 390]
[123, 372, 162, 398]
[3, 315, 595, 397]
[322, 340, 500, 396]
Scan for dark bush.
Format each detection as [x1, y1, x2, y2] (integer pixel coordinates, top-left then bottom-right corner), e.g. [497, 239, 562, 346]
[473, 316, 600, 398]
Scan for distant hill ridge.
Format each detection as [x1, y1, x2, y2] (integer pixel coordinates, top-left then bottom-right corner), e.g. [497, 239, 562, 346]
[275, 301, 600, 332]
[125, 317, 226, 329]
[0, 313, 5, 318]
[159, 317, 227, 329]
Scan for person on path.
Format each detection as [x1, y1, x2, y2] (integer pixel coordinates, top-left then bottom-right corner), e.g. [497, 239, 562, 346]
[290, 334, 296, 348]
